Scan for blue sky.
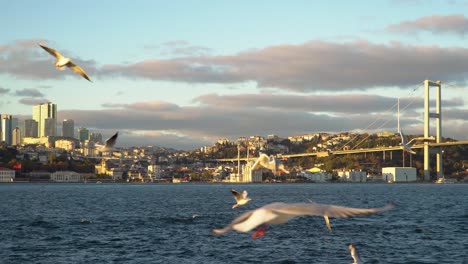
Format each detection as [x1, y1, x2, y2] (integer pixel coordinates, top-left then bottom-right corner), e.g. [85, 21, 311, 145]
[1, 0, 468, 149]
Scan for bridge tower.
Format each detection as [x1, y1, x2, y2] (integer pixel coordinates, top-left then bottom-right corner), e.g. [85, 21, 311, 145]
[423, 80, 443, 181]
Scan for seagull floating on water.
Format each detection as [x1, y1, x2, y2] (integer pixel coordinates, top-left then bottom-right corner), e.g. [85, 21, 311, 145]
[349, 243, 363, 264]
[95, 132, 119, 151]
[251, 153, 290, 175]
[38, 43, 92, 82]
[212, 202, 394, 238]
[231, 189, 252, 209]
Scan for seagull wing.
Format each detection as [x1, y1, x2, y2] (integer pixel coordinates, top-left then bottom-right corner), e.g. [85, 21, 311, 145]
[231, 208, 279, 232]
[242, 190, 248, 199]
[105, 132, 119, 148]
[230, 189, 243, 202]
[270, 202, 394, 218]
[251, 154, 270, 171]
[349, 244, 363, 264]
[67, 62, 92, 82]
[38, 43, 64, 59]
[212, 209, 255, 234]
[400, 130, 408, 145]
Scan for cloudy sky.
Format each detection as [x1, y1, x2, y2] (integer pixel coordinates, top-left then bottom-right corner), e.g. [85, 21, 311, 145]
[1, 0, 467, 150]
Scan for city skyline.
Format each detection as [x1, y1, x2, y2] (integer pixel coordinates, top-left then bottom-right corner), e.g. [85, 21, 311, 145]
[1, 1, 468, 150]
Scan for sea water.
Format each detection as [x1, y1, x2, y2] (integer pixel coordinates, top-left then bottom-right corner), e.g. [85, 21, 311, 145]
[0, 183, 467, 263]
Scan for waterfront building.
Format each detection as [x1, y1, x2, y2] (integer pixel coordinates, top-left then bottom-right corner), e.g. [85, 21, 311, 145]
[382, 167, 417, 182]
[0, 167, 15, 182]
[62, 119, 74, 138]
[338, 170, 367, 182]
[24, 119, 38, 137]
[33, 103, 57, 137]
[50, 171, 82, 182]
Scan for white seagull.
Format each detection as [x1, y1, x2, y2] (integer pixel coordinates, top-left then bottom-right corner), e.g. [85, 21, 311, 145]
[231, 189, 252, 209]
[399, 130, 416, 154]
[212, 202, 394, 238]
[38, 43, 92, 82]
[95, 132, 119, 152]
[349, 243, 363, 264]
[251, 153, 290, 175]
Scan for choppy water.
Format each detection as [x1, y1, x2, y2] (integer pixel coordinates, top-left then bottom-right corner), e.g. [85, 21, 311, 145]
[0, 183, 467, 263]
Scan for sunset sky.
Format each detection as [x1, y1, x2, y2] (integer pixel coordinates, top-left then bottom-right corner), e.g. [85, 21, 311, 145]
[1, 0, 467, 150]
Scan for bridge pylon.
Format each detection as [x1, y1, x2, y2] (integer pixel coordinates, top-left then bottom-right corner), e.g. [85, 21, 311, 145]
[423, 80, 443, 181]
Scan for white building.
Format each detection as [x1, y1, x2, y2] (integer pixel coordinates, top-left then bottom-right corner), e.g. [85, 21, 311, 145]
[338, 171, 367, 182]
[50, 171, 82, 182]
[230, 161, 262, 183]
[382, 167, 417, 182]
[0, 167, 15, 182]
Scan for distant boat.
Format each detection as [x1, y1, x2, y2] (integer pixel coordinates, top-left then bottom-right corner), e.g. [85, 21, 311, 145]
[96, 181, 102, 184]
[435, 178, 456, 184]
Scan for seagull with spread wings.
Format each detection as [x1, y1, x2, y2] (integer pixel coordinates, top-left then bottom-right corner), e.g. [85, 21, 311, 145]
[212, 201, 394, 238]
[38, 43, 92, 82]
[231, 189, 252, 209]
[251, 153, 289, 175]
[95, 132, 119, 152]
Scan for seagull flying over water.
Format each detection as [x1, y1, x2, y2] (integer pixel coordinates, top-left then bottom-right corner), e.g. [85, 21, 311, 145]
[349, 243, 363, 264]
[231, 189, 252, 209]
[212, 202, 394, 238]
[251, 153, 290, 175]
[38, 43, 92, 82]
[95, 132, 119, 151]
[399, 130, 416, 154]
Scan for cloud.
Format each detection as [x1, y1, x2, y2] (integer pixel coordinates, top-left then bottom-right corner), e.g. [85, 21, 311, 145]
[19, 97, 50, 105]
[0, 86, 9, 94]
[193, 93, 464, 114]
[54, 92, 467, 150]
[3, 39, 468, 91]
[387, 14, 468, 36]
[101, 101, 180, 112]
[15, 88, 44, 97]
[0, 39, 97, 80]
[100, 40, 468, 91]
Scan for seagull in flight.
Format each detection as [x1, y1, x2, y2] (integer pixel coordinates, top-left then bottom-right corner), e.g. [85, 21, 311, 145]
[349, 243, 363, 264]
[251, 153, 290, 175]
[212, 202, 394, 238]
[231, 189, 252, 209]
[399, 130, 416, 154]
[95, 132, 119, 151]
[38, 43, 92, 82]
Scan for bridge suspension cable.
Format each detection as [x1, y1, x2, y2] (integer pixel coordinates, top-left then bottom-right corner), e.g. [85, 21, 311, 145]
[340, 82, 424, 150]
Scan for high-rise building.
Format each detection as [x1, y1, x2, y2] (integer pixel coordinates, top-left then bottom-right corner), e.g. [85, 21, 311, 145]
[89, 132, 103, 144]
[24, 119, 39, 137]
[44, 118, 56, 137]
[1, 115, 13, 145]
[78, 127, 89, 142]
[33, 103, 57, 137]
[62, 119, 74, 138]
[12, 127, 21, 145]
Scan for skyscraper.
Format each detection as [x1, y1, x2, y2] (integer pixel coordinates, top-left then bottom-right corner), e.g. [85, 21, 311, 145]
[33, 103, 57, 137]
[62, 119, 74, 138]
[24, 119, 39, 137]
[44, 118, 56, 137]
[12, 127, 21, 145]
[1, 115, 13, 145]
[89, 132, 103, 144]
[78, 127, 89, 142]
